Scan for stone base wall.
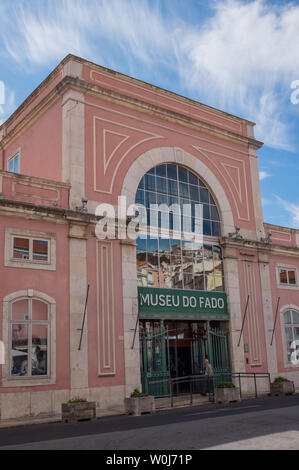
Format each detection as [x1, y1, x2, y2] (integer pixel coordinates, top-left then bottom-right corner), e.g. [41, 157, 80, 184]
[0, 385, 125, 421]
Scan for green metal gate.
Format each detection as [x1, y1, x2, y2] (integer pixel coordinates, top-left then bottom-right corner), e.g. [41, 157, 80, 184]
[208, 327, 231, 386]
[140, 324, 171, 397]
[141, 325, 231, 396]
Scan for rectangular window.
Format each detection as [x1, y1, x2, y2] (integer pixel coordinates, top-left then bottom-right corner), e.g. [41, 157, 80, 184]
[8, 154, 19, 173]
[12, 236, 49, 264]
[10, 298, 49, 378]
[279, 268, 297, 286]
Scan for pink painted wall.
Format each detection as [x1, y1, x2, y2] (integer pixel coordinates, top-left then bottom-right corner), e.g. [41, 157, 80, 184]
[237, 254, 268, 373]
[82, 64, 249, 137]
[2, 99, 63, 182]
[86, 234, 125, 387]
[0, 215, 70, 393]
[84, 93, 257, 232]
[268, 253, 299, 374]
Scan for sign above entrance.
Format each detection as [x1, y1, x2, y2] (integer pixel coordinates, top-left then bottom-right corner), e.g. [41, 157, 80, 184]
[138, 287, 227, 316]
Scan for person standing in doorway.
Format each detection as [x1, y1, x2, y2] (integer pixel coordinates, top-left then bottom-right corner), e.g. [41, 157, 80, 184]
[202, 358, 214, 396]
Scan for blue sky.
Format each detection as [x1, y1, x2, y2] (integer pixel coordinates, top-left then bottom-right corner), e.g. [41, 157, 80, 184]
[0, 0, 299, 229]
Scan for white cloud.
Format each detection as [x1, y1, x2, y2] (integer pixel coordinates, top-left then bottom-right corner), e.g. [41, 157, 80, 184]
[178, 0, 299, 150]
[276, 195, 299, 229]
[0, 89, 16, 125]
[259, 171, 272, 180]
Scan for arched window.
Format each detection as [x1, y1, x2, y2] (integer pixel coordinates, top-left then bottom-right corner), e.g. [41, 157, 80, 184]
[284, 309, 299, 363]
[136, 163, 220, 236]
[135, 164, 224, 292]
[10, 297, 50, 377]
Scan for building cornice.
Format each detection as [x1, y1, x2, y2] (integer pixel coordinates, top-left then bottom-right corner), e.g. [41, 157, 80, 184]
[221, 236, 299, 258]
[0, 75, 263, 151]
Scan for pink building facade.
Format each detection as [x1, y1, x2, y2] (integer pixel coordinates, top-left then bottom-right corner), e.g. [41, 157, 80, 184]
[0, 55, 298, 420]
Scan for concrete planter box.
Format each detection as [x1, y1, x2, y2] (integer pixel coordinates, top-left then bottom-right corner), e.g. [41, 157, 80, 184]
[125, 396, 155, 416]
[62, 401, 96, 423]
[214, 387, 241, 404]
[270, 381, 295, 396]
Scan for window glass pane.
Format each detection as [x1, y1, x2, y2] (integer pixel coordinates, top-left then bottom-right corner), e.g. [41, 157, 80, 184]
[14, 155, 19, 173]
[11, 325, 28, 376]
[137, 176, 144, 190]
[147, 253, 159, 288]
[194, 275, 205, 290]
[214, 275, 224, 291]
[288, 270, 296, 285]
[284, 310, 292, 324]
[32, 240, 49, 261]
[212, 221, 220, 236]
[12, 299, 29, 321]
[9, 159, 14, 172]
[32, 325, 48, 375]
[200, 188, 209, 203]
[183, 274, 194, 289]
[203, 219, 212, 236]
[32, 299, 48, 321]
[210, 205, 219, 221]
[156, 164, 166, 177]
[136, 189, 144, 205]
[137, 253, 147, 287]
[156, 176, 167, 194]
[189, 172, 198, 186]
[203, 204, 210, 219]
[189, 185, 199, 201]
[13, 237, 29, 260]
[160, 253, 172, 288]
[285, 327, 293, 362]
[179, 182, 189, 198]
[168, 179, 178, 196]
[167, 164, 177, 180]
[280, 269, 288, 284]
[178, 167, 188, 183]
[292, 311, 299, 325]
[144, 174, 156, 191]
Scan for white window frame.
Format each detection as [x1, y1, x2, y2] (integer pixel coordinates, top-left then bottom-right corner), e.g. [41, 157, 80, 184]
[9, 297, 50, 379]
[2, 289, 56, 387]
[11, 235, 50, 264]
[280, 305, 299, 369]
[5, 228, 56, 271]
[276, 265, 299, 290]
[8, 153, 20, 174]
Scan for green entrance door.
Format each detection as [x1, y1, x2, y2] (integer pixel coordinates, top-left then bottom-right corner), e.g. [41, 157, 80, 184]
[140, 320, 231, 397]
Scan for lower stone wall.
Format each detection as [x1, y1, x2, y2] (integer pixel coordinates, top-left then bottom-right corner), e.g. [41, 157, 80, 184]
[0, 385, 126, 421]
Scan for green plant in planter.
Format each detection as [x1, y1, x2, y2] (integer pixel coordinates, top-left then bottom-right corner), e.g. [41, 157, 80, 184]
[130, 388, 148, 398]
[217, 382, 236, 389]
[273, 376, 290, 383]
[68, 397, 88, 404]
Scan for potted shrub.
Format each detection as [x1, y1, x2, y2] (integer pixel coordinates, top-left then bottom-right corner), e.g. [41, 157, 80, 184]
[62, 397, 96, 423]
[214, 381, 241, 404]
[270, 376, 295, 396]
[125, 389, 155, 416]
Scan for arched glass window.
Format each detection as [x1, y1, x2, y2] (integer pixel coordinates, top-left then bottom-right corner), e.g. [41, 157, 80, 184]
[10, 297, 49, 377]
[135, 164, 224, 292]
[136, 163, 220, 236]
[284, 309, 299, 363]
